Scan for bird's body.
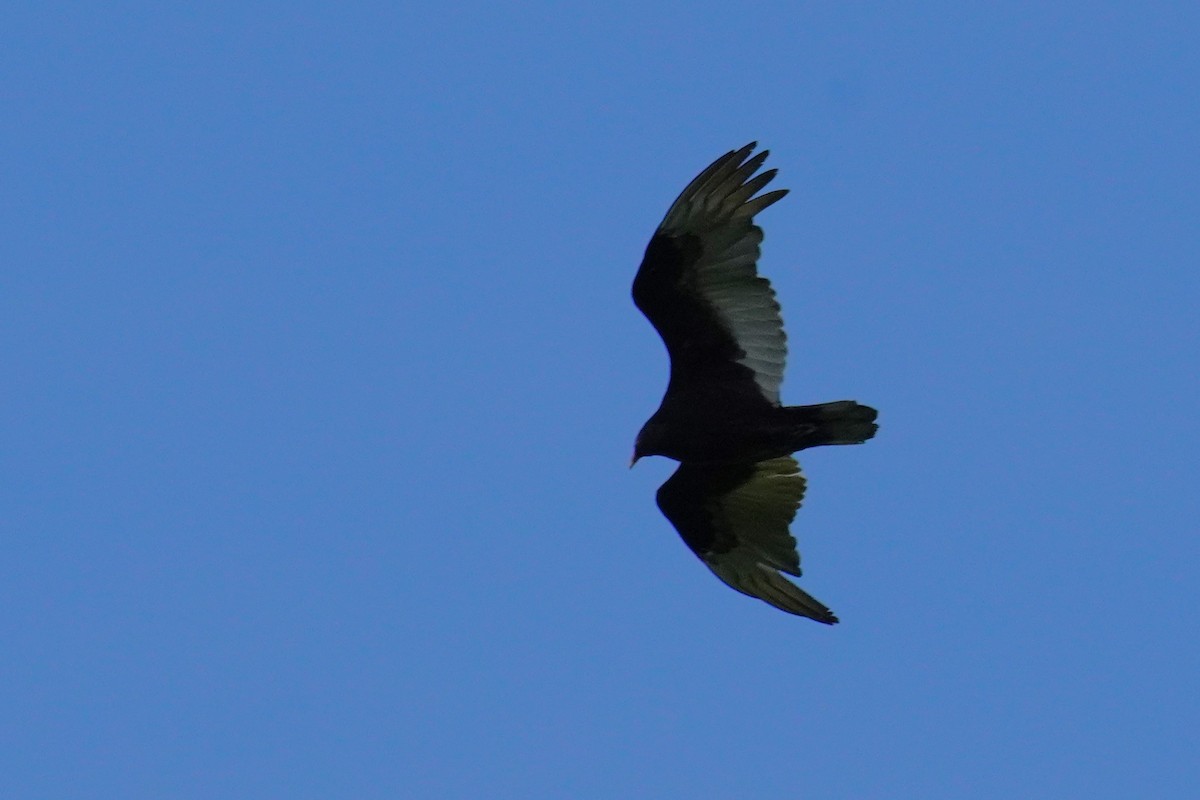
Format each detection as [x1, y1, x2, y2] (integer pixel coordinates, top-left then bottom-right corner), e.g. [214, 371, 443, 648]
[637, 396, 876, 465]
[631, 143, 877, 623]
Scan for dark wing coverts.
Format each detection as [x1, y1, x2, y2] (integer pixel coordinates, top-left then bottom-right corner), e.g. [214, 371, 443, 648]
[656, 456, 838, 624]
[632, 143, 790, 405]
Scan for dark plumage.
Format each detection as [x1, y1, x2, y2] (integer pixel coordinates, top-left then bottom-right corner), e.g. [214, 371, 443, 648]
[631, 143, 877, 623]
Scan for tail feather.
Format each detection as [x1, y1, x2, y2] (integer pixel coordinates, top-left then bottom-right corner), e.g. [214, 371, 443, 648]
[786, 400, 878, 448]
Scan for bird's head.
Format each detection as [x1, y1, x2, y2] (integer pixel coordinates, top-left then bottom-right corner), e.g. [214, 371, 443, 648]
[630, 418, 665, 468]
[630, 439, 645, 468]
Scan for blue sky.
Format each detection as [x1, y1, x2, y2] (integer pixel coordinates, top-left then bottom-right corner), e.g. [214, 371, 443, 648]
[3, 2, 1197, 797]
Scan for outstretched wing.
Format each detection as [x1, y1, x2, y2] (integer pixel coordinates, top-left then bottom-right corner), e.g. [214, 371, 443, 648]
[632, 143, 790, 405]
[655, 456, 837, 624]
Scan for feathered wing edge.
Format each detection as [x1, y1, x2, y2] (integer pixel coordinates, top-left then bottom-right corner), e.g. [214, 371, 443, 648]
[706, 555, 838, 624]
[659, 143, 788, 233]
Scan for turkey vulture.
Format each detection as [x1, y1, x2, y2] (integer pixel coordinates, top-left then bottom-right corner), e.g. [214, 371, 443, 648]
[631, 143, 877, 623]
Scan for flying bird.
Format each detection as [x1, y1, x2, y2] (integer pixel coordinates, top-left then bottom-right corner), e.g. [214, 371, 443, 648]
[631, 143, 878, 623]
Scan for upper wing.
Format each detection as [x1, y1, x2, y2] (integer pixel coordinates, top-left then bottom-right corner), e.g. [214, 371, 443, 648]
[655, 456, 838, 624]
[632, 143, 790, 405]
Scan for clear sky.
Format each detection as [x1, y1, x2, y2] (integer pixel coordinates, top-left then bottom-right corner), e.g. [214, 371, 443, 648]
[3, 2, 1197, 798]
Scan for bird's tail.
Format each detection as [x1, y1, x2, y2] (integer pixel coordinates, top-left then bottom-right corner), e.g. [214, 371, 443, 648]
[785, 400, 878, 449]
